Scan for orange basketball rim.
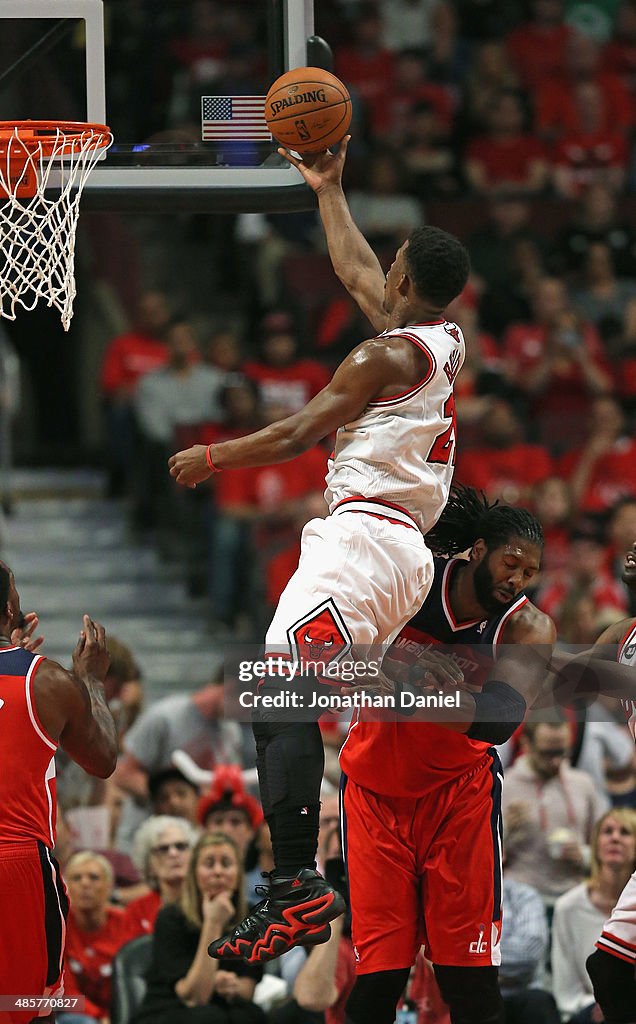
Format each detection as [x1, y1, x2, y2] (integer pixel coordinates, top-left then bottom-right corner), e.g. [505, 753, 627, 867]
[0, 119, 111, 199]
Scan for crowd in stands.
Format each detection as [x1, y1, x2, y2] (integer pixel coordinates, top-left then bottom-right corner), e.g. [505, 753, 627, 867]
[24, 0, 636, 1021]
[54, 661, 636, 1023]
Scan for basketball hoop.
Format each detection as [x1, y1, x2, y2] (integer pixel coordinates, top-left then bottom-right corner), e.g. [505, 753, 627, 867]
[0, 120, 112, 331]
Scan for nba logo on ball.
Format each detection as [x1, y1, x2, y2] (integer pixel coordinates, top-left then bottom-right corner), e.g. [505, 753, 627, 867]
[264, 67, 352, 153]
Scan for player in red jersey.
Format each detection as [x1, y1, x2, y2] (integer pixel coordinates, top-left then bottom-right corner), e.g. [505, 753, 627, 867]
[169, 138, 470, 964]
[0, 561, 118, 1023]
[339, 486, 556, 1024]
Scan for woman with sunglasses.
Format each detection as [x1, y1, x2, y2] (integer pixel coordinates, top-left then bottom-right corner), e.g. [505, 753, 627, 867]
[132, 832, 266, 1023]
[122, 815, 199, 940]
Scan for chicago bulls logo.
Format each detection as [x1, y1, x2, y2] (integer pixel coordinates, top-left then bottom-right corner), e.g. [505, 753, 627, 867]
[287, 599, 352, 668]
[444, 322, 462, 345]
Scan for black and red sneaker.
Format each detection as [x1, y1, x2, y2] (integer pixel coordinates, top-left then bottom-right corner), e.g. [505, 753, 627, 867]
[208, 868, 345, 964]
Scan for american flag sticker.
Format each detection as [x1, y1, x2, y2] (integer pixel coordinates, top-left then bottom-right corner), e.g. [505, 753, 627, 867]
[201, 96, 272, 141]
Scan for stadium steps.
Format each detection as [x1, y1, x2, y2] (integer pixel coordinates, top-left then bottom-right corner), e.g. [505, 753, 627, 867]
[0, 468, 222, 698]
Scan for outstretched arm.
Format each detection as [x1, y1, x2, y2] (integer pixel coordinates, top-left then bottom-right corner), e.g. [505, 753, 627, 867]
[548, 617, 636, 702]
[169, 336, 412, 486]
[280, 138, 388, 333]
[34, 617, 118, 778]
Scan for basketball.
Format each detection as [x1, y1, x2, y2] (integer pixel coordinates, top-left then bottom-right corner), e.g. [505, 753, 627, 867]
[264, 67, 352, 154]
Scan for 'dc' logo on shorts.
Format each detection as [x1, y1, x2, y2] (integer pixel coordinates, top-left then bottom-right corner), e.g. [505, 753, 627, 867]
[288, 598, 352, 667]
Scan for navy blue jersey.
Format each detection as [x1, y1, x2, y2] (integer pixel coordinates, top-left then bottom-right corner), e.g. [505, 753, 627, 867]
[340, 557, 528, 796]
[391, 556, 528, 689]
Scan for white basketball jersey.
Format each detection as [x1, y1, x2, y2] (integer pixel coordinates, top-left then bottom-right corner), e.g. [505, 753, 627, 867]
[619, 621, 636, 741]
[325, 320, 465, 534]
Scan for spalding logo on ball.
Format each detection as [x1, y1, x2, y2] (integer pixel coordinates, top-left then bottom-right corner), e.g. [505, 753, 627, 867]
[264, 67, 352, 154]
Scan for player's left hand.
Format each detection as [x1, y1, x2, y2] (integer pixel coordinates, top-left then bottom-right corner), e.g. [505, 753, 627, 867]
[343, 664, 398, 701]
[168, 445, 212, 488]
[409, 647, 466, 692]
[11, 611, 44, 652]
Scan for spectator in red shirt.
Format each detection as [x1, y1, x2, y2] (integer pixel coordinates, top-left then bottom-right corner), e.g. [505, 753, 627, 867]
[265, 492, 330, 611]
[503, 277, 612, 451]
[244, 311, 330, 415]
[558, 394, 636, 515]
[536, 522, 628, 632]
[210, 400, 328, 632]
[535, 31, 633, 141]
[465, 90, 549, 197]
[122, 815, 197, 941]
[375, 48, 455, 145]
[456, 396, 553, 505]
[530, 476, 574, 581]
[551, 82, 630, 198]
[62, 851, 131, 1021]
[334, 3, 395, 138]
[399, 953, 451, 1024]
[99, 290, 171, 497]
[506, 0, 572, 90]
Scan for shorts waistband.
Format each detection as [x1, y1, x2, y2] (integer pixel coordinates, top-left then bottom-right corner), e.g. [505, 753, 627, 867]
[0, 840, 42, 859]
[331, 497, 419, 531]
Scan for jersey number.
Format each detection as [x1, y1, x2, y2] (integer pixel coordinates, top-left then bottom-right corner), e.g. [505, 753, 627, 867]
[427, 395, 456, 465]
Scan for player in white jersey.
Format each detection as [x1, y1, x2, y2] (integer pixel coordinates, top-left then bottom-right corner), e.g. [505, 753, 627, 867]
[580, 540, 636, 1024]
[169, 136, 470, 963]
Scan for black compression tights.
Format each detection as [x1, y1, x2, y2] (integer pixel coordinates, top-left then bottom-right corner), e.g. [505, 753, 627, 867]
[345, 969, 410, 1024]
[252, 716, 325, 876]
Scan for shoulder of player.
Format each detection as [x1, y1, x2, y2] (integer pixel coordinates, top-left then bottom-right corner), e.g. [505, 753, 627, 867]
[353, 332, 430, 366]
[500, 601, 556, 645]
[595, 615, 636, 651]
[32, 658, 87, 709]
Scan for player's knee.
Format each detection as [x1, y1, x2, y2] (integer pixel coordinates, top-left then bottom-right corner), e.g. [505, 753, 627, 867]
[587, 949, 636, 1022]
[253, 720, 324, 807]
[345, 969, 410, 1024]
[433, 965, 503, 1024]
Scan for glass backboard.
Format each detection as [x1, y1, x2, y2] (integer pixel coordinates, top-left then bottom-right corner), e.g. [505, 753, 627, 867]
[0, 0, 323, 211]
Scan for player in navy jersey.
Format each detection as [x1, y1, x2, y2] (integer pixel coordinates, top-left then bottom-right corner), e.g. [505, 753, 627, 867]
[0, 561, 117, 1022]
[340, 486, 556, 1024]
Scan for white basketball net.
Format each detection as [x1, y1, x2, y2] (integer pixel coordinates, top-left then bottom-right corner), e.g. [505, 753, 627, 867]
[0, 124, 112, 331]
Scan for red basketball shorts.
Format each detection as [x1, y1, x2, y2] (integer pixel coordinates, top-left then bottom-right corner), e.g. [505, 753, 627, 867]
[342, 751, 503, 973]
[0, 841, 68, 1023]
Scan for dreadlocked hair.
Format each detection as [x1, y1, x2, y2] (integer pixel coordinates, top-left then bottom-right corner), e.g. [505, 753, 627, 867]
[426, 483, 544, 557]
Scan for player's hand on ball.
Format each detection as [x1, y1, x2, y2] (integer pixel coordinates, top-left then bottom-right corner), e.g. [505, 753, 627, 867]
[168, 445, 212, 488]
[341, 653, 398, 700]
[278, 135, 350, 195]
[11, 611, 44, 652]
[409, 648, 465, 693]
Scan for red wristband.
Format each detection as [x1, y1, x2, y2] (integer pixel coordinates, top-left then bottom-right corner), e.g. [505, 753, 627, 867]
[205, 445, 220, 473]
